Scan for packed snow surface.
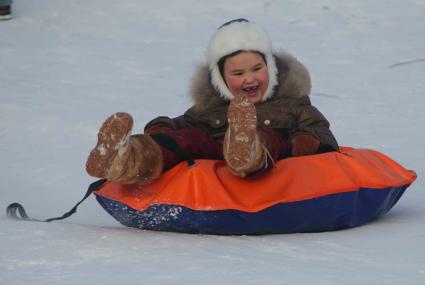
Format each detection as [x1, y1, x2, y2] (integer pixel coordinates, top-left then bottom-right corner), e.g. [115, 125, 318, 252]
[1, 0, 424, 284]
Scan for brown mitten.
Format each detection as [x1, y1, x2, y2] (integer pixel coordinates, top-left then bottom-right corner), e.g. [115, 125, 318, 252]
[291, 132, 320, 156]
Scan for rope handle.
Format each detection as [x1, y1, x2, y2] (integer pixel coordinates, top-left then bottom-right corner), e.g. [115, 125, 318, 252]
[6, 203, 30, 220]
[5, 179, 106, 223]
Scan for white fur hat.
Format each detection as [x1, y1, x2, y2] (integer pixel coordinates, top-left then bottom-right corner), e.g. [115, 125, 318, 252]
[206, 19, 278, 101]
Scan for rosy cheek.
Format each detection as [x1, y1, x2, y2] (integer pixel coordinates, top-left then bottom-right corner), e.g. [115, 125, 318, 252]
[258, 68, 269, 84]
[226, 76, 243, 93]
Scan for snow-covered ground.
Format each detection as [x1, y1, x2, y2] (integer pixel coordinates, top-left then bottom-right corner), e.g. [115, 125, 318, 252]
[1, 0, 424, 284]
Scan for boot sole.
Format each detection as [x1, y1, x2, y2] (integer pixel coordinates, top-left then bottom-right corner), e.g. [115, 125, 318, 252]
[224, 96, 258, 175]
[86, 112, 133, 178]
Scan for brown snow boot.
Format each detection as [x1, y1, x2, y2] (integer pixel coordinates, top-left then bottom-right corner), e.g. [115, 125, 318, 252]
[86, 112, 163, 185]
[223, 95, 270, 178]
[86, 112, 133, 178]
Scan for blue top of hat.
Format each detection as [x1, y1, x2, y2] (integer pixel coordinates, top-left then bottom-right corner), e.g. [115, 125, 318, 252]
[218, 18, 249, 29]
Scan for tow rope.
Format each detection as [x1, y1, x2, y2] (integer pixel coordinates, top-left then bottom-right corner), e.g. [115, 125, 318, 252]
[6, 179, 106, 222]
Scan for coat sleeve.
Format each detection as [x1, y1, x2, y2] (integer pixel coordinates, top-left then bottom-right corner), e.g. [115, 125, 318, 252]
[144, 115, 186, 131]
[143, 107, 207, 133]
[293, 97, 339, 152]
[143, 114, 196, 134]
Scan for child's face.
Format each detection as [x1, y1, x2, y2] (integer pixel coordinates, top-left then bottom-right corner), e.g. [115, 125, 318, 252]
[223, 51, 269, 104]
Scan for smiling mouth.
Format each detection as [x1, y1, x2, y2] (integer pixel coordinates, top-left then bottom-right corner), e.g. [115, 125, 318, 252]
[242, 85, 259, 94]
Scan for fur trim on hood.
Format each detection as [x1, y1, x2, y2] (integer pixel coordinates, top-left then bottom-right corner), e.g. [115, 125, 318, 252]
[190, 51, 311, 112]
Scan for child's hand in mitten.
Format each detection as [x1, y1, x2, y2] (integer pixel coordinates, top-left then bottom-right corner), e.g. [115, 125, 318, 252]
[291, 132, 320, 156]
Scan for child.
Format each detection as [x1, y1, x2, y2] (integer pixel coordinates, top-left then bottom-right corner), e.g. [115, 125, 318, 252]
[86, 18, 338, 184]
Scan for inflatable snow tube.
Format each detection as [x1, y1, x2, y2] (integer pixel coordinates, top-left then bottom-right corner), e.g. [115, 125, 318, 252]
[95, 147, 416, 235]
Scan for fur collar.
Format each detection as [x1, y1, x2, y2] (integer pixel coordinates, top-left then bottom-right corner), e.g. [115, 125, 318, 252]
[189, 51, 311, 112]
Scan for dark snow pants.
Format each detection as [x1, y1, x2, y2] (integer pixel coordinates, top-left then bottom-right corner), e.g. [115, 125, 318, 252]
[148, 127, 289, 175]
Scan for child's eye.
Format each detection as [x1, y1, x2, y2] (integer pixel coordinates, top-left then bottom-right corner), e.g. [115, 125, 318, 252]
[232, 72, 243, 76]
